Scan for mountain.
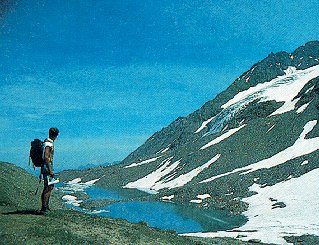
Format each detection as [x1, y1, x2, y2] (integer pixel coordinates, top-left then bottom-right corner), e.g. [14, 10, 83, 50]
[60, 41, 319, 244]
[77, 161, 121, 170]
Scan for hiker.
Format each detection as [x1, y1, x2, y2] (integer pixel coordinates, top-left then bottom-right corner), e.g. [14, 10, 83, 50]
[40, 127, 59, 213]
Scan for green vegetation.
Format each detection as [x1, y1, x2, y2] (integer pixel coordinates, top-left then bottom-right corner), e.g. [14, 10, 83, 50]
[0, 161, 260, 245]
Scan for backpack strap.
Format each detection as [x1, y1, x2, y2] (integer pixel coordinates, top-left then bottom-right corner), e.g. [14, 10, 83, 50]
[42, 138, 54, 160]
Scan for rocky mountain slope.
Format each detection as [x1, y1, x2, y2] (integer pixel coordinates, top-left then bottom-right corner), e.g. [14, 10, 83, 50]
[60, 41, 319, 244]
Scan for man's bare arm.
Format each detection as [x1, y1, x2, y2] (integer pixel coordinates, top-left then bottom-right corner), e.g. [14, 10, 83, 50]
[44, 146, 54, 177]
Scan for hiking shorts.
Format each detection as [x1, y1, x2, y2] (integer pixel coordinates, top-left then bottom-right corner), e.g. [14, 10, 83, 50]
[41, 165, 53, 186]
[43, 173, 49, 186]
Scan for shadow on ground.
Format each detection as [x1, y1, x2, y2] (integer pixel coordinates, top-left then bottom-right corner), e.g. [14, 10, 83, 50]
[2, 209, 42, 215]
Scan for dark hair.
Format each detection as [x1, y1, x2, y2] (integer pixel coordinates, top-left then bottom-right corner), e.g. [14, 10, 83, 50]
[49, 127, 59, 138]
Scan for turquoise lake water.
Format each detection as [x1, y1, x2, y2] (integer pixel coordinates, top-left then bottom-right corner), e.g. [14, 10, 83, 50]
[82, 187, 247, 234]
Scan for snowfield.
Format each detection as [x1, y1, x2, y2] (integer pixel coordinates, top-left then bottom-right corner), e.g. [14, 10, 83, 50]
[195, 65, 319, 136]
[221, 65, 319, 116]
[183, 167, 319, 245]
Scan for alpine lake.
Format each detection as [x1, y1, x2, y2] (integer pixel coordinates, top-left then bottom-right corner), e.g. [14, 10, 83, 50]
[58, 184, 247, 234]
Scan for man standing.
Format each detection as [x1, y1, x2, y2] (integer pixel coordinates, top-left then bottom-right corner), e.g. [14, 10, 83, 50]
[41, 127, 59, 214]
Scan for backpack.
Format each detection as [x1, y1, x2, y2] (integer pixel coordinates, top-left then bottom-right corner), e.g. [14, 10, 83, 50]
[29, 139, 44, 168]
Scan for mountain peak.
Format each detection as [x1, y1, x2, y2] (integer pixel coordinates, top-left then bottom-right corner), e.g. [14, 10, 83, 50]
[122, 41, 319, 164]
[237, 41, 319, 88]
[291, 40, 319, 69]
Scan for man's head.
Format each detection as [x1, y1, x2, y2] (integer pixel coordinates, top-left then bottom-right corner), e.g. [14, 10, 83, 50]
[49, 127, 59, 140]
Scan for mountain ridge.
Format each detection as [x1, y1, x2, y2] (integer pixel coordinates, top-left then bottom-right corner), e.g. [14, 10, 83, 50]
[121, 40, 319, 166]
[60, 41, 319, 244]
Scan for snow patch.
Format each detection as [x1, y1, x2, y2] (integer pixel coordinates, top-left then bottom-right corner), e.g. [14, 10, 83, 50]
[59, 178, 100, 193]
[267, 124, 276, 132]
[201, 125, 246, 149]
[89, 209, 109, 214]
[190, 199, 202, 204]
[124, 156, 161, 168]
[68, 178, 82, 184]
[123, 157, 179, 193]
[305, 85, 315, 94]
[195, 116, 215, 133]
[225, 192, 233, 196]
[284, 66, 297, 75]
[62, 195, 83, 207]
[190, 194, 211, 204]
[301, 160, 309, 166]
[197, 194, 211, 199]
[296, 102, 310, 114]
[153, 154, 220, 191]
[161, 195, 174, 201]
[270, 98, 299, 116]
[161, 146, 170, 153]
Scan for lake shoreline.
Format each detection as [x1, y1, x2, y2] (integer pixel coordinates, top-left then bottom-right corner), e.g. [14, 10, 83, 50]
[57, 178, 248, 234]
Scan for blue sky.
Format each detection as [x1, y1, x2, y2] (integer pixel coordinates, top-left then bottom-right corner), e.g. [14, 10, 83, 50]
[1, 0, 319, 171]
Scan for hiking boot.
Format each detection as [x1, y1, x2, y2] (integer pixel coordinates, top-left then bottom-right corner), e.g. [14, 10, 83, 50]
[40, 206, 49, 215]
[39, 209, 48, 215]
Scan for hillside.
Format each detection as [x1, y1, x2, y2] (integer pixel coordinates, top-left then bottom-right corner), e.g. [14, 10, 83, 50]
[60, 41, 319, 244]
[1, 161, 238, 245]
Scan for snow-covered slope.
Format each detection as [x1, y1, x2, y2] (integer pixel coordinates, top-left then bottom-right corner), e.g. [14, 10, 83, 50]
[122, 63, 319, 195]
[184, 167, 319, 244]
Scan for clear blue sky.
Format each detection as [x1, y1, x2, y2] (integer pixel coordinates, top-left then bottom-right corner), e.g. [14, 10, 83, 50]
[1, 0, 319, 171]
